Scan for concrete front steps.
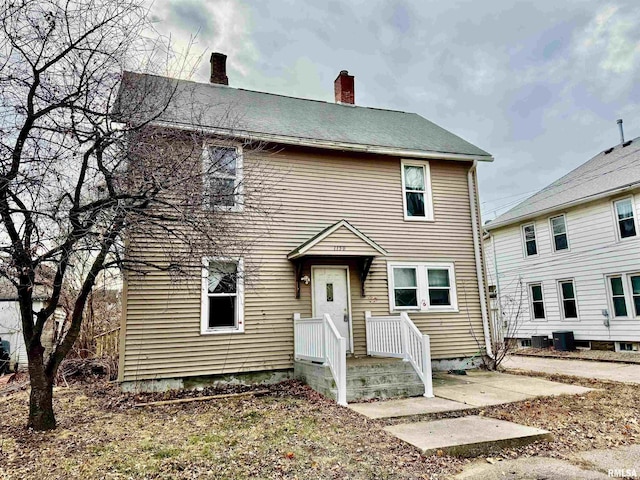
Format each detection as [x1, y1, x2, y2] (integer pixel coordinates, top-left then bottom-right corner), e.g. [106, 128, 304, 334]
[293, 356, 425, 402]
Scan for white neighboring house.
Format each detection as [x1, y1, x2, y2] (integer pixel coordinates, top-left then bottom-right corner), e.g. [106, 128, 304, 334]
[0, 279, 59, 371]
[485, 135, 640, 353]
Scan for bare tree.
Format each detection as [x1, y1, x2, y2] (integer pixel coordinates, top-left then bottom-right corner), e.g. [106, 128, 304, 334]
[485, 276, 526, 369]
[0, 0, 273, 430]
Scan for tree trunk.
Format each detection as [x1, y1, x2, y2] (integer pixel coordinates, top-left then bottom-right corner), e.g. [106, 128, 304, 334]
[27, 346, 56, 430]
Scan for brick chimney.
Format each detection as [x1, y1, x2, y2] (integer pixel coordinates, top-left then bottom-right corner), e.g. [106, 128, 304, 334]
[210, 52, 228, 85]
[334, 70, 354, 104]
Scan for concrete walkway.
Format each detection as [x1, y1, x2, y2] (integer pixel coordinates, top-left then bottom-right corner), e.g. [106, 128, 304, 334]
[350, 371, 593, 419]
[504, 355, 640, 384]
[454, 444, 640, 479]
[384, 416, 551, 457]
[350, 371, 595, 458]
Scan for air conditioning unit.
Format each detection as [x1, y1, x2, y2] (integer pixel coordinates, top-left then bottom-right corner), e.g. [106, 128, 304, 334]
[531, 335, 550, 349]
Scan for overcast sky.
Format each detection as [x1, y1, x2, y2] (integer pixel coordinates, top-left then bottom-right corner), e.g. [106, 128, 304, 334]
[150, 0, 639, 220]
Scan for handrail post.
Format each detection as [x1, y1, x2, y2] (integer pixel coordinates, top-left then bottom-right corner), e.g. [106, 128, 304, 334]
[365, 311, 372, 356]
[400, 313, 409, 362]
[337, 337, 347, 406]
[422, 334, 434, 397]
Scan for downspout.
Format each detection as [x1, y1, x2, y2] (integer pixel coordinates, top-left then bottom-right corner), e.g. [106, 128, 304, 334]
[467, 161, 494, 358]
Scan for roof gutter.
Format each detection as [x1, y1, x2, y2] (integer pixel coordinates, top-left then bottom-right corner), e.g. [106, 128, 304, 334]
[150, 120, 494, 163]
[485, 181, 640, 231]
[467, 161, 494, 360]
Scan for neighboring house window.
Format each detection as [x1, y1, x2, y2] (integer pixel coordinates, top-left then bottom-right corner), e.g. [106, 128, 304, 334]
[203, 145, 243, 210]
[522, 223, 537, 256]
[401, 161, 433, 221]
[392, 267, 419, 308]
[608, 274, 640, 318]
[609, 276, 628, 318]
[387, 262, 457, 312]
[558, 280, 578, 319]
[201, 258, 244, 334]
[632, 275, 640, 316]
[529, 283, 545, 320]
[614, 198, 636, 239]
[550, 215, 569, 252]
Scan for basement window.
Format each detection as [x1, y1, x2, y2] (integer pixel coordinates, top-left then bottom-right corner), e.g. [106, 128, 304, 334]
[201, 258, 244, 334]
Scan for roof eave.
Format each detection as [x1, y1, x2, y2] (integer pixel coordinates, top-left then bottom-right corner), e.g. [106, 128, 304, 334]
[485, 181, 640, 232]
[150, 120, 494, 162]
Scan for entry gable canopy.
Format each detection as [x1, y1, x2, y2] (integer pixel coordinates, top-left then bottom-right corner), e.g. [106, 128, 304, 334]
[287, 220, 388, 260]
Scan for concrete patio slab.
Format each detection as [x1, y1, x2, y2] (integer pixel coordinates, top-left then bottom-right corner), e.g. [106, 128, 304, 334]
[384, 415, 552, 457]
[348, 396, 472, 419]
[456, 373, 594, 397]
[434, 383, 532, 407]
[504, 355, 640, 384]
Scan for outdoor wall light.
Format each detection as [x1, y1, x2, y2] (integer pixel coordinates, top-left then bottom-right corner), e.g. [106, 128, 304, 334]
[300, 275, 311, 285]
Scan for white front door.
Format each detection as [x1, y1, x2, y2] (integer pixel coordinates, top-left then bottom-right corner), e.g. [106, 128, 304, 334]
[313, 267, 352, 352]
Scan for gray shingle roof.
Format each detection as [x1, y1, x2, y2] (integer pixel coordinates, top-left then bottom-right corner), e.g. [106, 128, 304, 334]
[117, 72, 492, 160]
[486, 137, 640, 229]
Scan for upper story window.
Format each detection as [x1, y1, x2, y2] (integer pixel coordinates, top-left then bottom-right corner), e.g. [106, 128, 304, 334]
[550, 215, 569, 252]
[614, 197, 637, 239]
[388, 262, 457, 312]
[528, 283, 546, 320]
[203, 145, 243, 211]
[522, 223, 537, 257]
[401, 161, 433, 221]
[558, 279, 578, 319]
[201, 258, 244, 334]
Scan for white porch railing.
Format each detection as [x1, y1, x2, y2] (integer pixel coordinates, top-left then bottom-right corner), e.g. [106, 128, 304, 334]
[365, 311, 434, 397]
[294, 313, 347, 406]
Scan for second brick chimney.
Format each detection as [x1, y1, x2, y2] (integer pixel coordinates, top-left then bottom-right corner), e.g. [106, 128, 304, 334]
[210, 52, 228, 85]
[334, 70, 354, 104]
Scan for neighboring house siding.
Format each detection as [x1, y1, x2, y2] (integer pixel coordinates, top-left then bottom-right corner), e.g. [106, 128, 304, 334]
[0, 300, 47, 369]
[486, 190, 640, 342]
[121, 147, 487, 382]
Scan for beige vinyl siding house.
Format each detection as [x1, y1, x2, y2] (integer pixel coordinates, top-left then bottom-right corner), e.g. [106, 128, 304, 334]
[118, 55, 494, 397]
[485, 135, 640, 352]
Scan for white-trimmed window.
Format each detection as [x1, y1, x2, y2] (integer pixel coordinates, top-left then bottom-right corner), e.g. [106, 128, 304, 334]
[558, 279, 578, 319]
[392, 267, 419, 308]
[550, 215, 569, 252]
[609, 276, 628, 318]
[201, 258, 244, 334]
[387, 262, 457, 312]
[401, 161, 433, 221]
[607, 273, 640, 318]
[613, 197, 637, 240]
[528, 283, 546, 320]
[203, 145, 243, 211]
[522, 223, 537, 257]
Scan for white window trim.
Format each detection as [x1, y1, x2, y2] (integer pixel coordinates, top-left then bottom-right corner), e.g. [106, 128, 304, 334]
[401, 160, 434, 222]
[605, 272, 640, 320]
[201, 257, 245, 334]
[387, 261, 458, 313]
[612, 196, 638, 242]
[521, 222, 538, 258]
[557, 278, 579, 321]
[202, 144, 244, 213]
[528, 282, 546, 321]
[549, 214, 570, 253]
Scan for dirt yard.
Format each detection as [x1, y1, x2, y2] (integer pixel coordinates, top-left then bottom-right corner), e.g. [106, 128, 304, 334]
[0, 373, 638, 479]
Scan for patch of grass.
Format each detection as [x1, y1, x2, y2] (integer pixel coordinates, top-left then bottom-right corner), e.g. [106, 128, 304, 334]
[152, 447, 181, 459]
